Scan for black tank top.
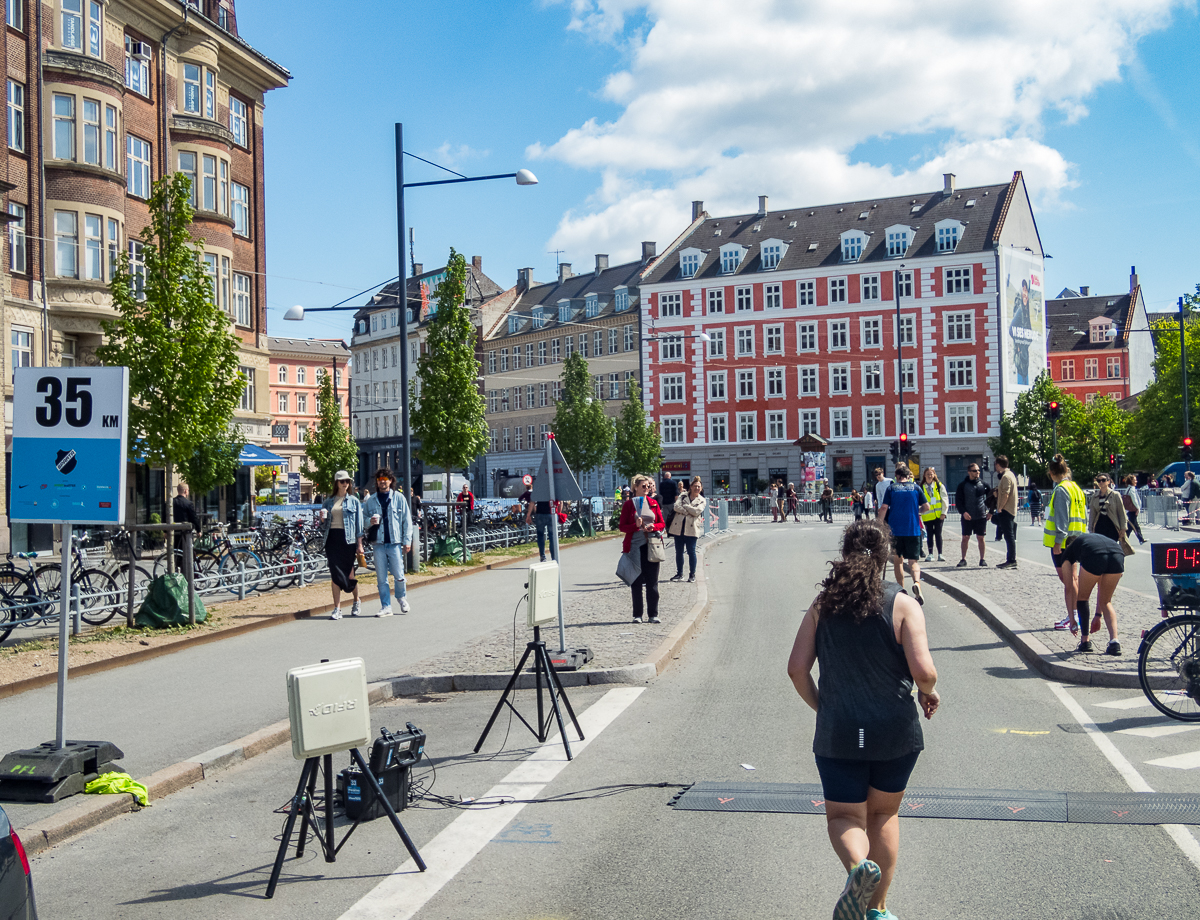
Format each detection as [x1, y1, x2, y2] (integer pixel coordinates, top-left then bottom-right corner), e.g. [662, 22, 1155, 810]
[813, 582, 924, 760]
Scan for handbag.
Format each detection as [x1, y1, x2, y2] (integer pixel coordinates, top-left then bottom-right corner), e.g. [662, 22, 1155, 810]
[616, 551, 641, 586]
[646, 533, 667, 564]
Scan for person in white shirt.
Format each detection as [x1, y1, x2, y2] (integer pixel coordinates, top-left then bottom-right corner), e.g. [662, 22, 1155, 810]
[873, 467, 894, 517]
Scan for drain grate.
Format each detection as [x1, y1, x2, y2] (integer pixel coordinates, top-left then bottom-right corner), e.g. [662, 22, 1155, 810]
[670, 782, 1200, 825]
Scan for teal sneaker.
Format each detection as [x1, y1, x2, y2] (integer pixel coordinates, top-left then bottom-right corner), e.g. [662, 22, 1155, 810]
[834, 860, 881, 920]
[867, 910, 898, 920]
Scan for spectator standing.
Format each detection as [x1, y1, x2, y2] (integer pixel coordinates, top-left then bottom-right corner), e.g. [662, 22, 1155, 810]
[1027, 484, 1043, 526]
[777, 480, 789, 523]
[524, 484, 557, 563]
[955, 463, 992, 566]
[668, 476, 706, 582]
[821, 485, 835, 523]
[851, 490, 864, 521]
[410, 487, 423, 524]
[787, 482, 800, 521]
[919, 468, 948, 562]
[319, 471, 364, 620]
[862, 488, 875, 518]
[879, 465, 931, 604]
[994, 457, 1019, 569]
[362, 468, 413, 616]
[872, 468, 893, 519]
[1043, 453, 1088, 634]
[1088, 474, 1134, 554]
[1121, 475, 1145, 544]
[172, 483, 201, 555]
[659, 471, 679, 533]
[619, 474, 666, 623]
[455, 484, 475, 528]
[787, 519, 939, 920]
[1181, 471, 1199, 524]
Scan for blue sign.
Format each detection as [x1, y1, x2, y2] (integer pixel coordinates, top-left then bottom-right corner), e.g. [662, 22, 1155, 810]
[10, 367, 129, 525]
[287, 472, 301, 504]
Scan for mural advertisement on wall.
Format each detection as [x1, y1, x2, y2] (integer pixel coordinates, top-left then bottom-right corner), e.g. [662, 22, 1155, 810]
[999, 247, 1047, 410]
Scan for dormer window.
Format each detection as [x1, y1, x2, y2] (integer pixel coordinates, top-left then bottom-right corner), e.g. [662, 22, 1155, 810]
[614, 286, 629, 312]
[935, 219, 963, 253]
[840, 231, 867, 263]
[1089, 317, 1116, 343]
[720, 243, 746, 274]
[557, 300, 571, 323]
[760, 239, 789, 270]
[532, 307, 546, 329]
[679, 248, 702, 279]
[507, 315, 519, 334]
[885, 225, 912, 258]
[585, 294, 599, 318]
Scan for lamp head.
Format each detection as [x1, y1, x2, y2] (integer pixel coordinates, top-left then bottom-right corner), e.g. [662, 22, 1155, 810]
[284, 305, 305, 321]
[515, 169, 538, 186]
[696, 332, 712, 343]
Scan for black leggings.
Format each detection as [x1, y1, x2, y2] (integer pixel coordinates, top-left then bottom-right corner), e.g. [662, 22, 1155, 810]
[631, 542, 659, 618]
[925, 517, 943, 554]
[1126, 510, 1144, 542]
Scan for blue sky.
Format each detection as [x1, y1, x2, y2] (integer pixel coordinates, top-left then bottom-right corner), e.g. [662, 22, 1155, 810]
[239, 1, 1200, 341]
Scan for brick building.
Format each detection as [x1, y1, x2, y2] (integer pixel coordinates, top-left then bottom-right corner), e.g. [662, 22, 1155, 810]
[0, 0, 288, 539]
[1045, 268, 1153, 403]
[267, 336, 349, 502]
[638, 173, 1047, 494]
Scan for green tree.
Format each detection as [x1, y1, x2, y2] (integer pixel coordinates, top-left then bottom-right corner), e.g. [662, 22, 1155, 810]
[179, 432, 246, 499]
[1065, 395, 1129, 484]
[302, 371, 357, 494]
[410, 249, 489, 496]
[613, 382, 661, 483]
[552, 352, 613, 477]
[97, 173, 245, 537]
[1127, 313, 1200, 473]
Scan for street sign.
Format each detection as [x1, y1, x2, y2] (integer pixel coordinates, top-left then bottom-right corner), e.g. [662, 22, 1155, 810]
[271, 423, 289, 440]
[10, 367, 128, 525]
[532, 440, 583, 502]
[287, 472, 301, 503]
[522, 474, 533, 487]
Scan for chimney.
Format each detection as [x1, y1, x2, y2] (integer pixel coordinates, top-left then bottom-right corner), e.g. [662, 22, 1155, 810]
[558, 262, 573, 284]
[943, 173, 956, 197]
[1130, 265, 1139, 293]
[517, 267, 533, 290]
[691, 200, 704, 221]
[641, 241, 657, 263]
[594, 254, 609, 275]
[758, 195, 769, 216]
[1080, 286, 1089, 296]
[412, 262, 423, 276]
[472, 255, 482, 271]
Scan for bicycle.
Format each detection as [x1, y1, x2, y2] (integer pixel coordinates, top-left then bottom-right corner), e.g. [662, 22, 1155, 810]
[28, 537, 121, 627]
[1139, 542, 1200, 721]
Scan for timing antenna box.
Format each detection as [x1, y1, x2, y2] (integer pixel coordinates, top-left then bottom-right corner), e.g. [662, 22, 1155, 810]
[527, 560, 559, 627]
[287, 658, 371, 760]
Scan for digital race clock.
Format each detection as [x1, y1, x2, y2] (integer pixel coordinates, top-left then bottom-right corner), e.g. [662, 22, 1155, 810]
[1151, 543, 1200, 575]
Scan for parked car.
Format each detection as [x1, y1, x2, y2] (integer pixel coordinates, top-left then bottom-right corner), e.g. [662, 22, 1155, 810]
[0, 804, 36, 919]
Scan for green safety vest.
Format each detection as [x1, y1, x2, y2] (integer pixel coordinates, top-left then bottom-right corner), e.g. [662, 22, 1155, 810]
[1043, 480, 1087, 548]
[920, 481, 947, 521]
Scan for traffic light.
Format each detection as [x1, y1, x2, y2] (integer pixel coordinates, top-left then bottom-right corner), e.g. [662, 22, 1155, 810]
[1183, 437, 1194, 462]
[1045, 400, 1062, 421]
[1108, 453, 1116, 469]
[889, 440, 899, 462]
[898, 432, 909, 458]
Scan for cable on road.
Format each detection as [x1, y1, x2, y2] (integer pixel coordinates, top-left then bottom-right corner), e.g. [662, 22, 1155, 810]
[407, 782, 690, 811]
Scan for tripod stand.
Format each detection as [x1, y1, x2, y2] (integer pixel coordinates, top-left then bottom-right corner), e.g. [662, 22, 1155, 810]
[265, 747, 425, 899]
[474, 625, 584, 759]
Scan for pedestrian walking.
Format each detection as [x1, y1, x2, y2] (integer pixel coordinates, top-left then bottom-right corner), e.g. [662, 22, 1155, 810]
[787, 482, 800, 521]
[524, 485, 558, 562]
[787, 518, 939, 920]
[918, 468, 948, 562]
[1027, 484, 1043, 526]
[1089, 473, 1134, 553]
[1043, 454, 1088, 635]
[668, 476, 705, 583]
[851, 490, 864, 521]
[1062, 531, 1127, 655]
[172, 482, 201, 555]
[879, 465, 931, 604]
[821, 486, 835, 523]
[1181, 471, 1199, 524]
[872, 468, 893, 521]
[1121, 475, 1145, 544]
[362, 468, 413, 616]
[455, 484, 475, 529]
[619, 474, 665, 623]
[319, 471, 364, 620]
[954, 462, 992, 566]
[862, 488, 875, 519]
[659, 471, 679, 533]
[993, 456, 1019, 568]
[777, 480, 789, 523]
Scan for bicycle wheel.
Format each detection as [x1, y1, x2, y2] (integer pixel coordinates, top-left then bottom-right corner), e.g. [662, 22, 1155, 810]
[218, 548, 265, 594]
[1138, 614, 1200, 721]
[115, 563, 154, 605]
[261, 550, 297, 590]
[77, 568, 121, 626]
[0, 572, 37, 642]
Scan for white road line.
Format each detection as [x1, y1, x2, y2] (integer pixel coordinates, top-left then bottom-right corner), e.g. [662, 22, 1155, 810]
[338, 687, 644, 920]
[1046, 681, 1200, 874]
[1146, 750, 1200, 770]
[1094, 695, 1154, 710]
[1118, 724, 1200, 738]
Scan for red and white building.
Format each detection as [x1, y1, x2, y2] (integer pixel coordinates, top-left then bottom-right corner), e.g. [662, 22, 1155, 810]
[639, 172, 1047, 493]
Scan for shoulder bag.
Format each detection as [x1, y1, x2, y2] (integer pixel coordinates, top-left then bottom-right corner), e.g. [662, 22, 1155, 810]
[646, 532, 667, 564]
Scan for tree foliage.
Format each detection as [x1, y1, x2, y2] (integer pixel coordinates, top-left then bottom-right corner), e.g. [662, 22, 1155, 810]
[97, 173, 245, 524]
[613, 382, 661, 483]
[1126, 314, 1200, 473]
[552, 352, 613, 476]
[302, 370, 357, 494]
[177, 432, 246, 499]
[409, 249, 489, 493]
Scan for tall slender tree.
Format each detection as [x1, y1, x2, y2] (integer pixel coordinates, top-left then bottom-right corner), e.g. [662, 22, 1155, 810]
[303, 370, 357, 494]
[552, 352, 613, 477]
[613, 382, 662, 482]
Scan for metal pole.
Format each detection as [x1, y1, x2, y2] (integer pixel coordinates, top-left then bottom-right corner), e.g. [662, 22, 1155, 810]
[460, 501, 467, 565]
[396, 123, 415, 574]
[895, 267, 904, 454]
[184, 530, 196, 625]
[1182, 296, 1192, 477]
[55, 522, 73, 750]
[125, 538, 137, 628]
[545, 436, 566, 652]
[71, 584, 79, 637]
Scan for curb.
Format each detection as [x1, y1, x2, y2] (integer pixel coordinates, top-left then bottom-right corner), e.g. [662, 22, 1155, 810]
[15, 529, 732, 855]
[0, 534, 622, 701]
[922, 570, 1153, 689]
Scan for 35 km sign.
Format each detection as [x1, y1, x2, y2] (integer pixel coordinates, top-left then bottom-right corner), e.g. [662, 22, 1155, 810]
[10, 367, 129, 525]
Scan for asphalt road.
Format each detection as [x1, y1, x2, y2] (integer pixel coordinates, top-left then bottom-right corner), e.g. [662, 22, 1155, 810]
[26, 524, 1200, 919]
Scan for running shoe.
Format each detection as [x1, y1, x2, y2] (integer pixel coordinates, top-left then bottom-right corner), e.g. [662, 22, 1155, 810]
[1077, 639, 1093, 653]
[979, 559, 988, 566]
[911, 583, 924, 605]
[376, 606, 394, 618]
[834, 860, 881, 920]
[648, 616, 661, 624]
[937, 554, 945, 561]
[669, 573, 683, 582]
[867, 910, 899, 920]
[956, 559, 967, 567]
[633, 615, 643, 623]
[924, 553, 933, 562]
[330, 607, 342, 621]
[399, 597, 410, 614]
[1054, 617, 1072, 630]
[350, 600, 361, 617]
[1105, 640, 1122, 656]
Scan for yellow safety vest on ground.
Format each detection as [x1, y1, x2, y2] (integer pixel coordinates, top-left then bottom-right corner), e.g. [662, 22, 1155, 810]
[1043, 479, 1088, 548]
[920, 481, 947, 521]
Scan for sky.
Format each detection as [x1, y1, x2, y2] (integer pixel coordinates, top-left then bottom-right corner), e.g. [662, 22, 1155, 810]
[238, 0, 1200, 342]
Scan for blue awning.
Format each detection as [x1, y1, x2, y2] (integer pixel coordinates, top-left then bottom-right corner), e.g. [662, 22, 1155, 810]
[238, 443, 288, 467]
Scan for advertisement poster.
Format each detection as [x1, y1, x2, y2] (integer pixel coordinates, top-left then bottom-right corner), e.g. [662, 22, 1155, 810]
[999, 247, 1046, 409]
[287, 472, 301, 504]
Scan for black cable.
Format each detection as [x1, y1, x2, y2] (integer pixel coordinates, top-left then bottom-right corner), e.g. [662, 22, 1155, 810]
[407, 782, 689, 811]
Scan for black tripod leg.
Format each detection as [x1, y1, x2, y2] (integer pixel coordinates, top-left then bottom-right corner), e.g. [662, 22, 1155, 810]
[544, 649, 585, 742]
[265, 758, 316, 899]
[535, 641, 547, 741]
[350, 748, 426, 872]
[537, 646, 573, 760]
[296, 758, 318, 858]
[322, 753, 336, 862]
[474, 644, 536, 752]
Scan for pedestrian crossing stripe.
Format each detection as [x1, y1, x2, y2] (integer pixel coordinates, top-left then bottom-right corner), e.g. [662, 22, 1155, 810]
[1095, 695, 1154, 710]
[1145, 750, 1200, 770]
[1118, 724, 1200, 739]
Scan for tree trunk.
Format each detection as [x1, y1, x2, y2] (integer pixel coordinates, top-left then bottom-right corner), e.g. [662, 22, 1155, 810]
[165, 465, 175, 575]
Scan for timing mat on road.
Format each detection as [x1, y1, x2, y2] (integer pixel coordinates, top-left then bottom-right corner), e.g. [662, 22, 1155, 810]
[670, 782, 1200, 825]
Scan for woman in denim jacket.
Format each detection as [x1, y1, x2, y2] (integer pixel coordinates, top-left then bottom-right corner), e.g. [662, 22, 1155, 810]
[320, 471, 364, 619]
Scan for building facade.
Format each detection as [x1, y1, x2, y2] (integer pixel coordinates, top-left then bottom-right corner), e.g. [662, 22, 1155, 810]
[480, 251, 652, 498]
[1, 0, 288, 538]
[267, 336, 349, 502]
[1045, 268, 1153, 403]
[638, 173, 1046, 494]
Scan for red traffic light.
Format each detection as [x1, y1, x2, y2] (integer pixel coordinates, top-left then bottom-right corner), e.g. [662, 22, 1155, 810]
[1049, 401, 1059, 410]
[1185, 437, 1194, 448]
[899, 432, 908, 443]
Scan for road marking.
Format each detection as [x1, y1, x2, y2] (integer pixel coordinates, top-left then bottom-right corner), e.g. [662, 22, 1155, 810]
[1117, 724, 1200, 738]
[1046, 681, 1200, 873]
[1094, 695, 1154, 710]
[338, 687, 643, 920]
[1146, 750, 1200, 770]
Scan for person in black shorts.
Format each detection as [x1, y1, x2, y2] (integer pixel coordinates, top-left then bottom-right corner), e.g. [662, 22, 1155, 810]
[955, 462, 992, 566]
[1062, 532, 1125, 656]
[788, 519, 940, 920]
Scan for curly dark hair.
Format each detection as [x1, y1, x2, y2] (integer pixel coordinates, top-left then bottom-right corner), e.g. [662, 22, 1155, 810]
[815, 518, 892, 623]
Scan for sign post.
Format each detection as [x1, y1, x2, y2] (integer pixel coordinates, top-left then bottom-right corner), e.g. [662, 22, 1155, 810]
[532, 435, 583, 652]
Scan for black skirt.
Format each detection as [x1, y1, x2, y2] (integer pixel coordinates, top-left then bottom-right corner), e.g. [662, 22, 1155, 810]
[325, 530, 358, 592]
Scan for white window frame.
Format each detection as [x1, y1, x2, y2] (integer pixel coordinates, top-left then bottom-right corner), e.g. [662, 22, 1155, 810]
[232, 272, 251, 326]
[229, 96, 248, 147]
[1107, 356, 1121, 378]
[860, 316, 883, 349]
[945, 266, 972, 294]
[660, 373, 685, 403]
[1061, 359, 1075, 381]
[896, 314, 915, 348]
[679, 249, 701, 279]
[765, 366, 785, 398]
[797, 279, 815, 306]
[736, 368, 756, 400]
[797, 321, 818, 353]
[765, 324, 783, 355]
[707, 288, 724, 314]
[944, 311, 975, 343]
[707, 328, 725, 358]
[947, 403, 976, 435]
[945, 357, 975, 390]
[799, 365, 819, 397]
[861, 361, 883, 394]
[7, 202, 26, 274]
[895, 270, 913, 298]
[708, 413, 728, 443]
[830, 362, 850, 395]
[737, 411, 756, 442]
[863, 406, 883, 438]
[708, 370, 727, 401]
[898, 405, 917, 436]
[767, 410, 786, 441]
[828, 318, 849, 351]
[935, 220, 963, 253]
[6, 80, 23, 152]
[886, 227, 911, 258]
[735, 326, 755, 357]
[232, 182, 250, 237]
[764, 282, 782, 309]
[840, 232, 865, 263]
[660, 335, 684, 361]
[800, 409, 820, 437]
[661, 415, 686, 444]
[829, 277, 847, 303]
[861, 274, 880, 301]
[735, 286, 753, 311]
[1084, 357, 1099, 380]
[830, 407, 851, 439]
[897, 358, 917, 393]
[660, 292, 682, 318]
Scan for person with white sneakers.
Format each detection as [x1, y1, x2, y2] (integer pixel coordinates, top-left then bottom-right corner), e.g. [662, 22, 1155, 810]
[362, 467, 413, 616]
[319, 471, 365, 620]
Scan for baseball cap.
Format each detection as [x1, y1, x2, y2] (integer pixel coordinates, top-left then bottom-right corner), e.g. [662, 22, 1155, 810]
[334, 470, 351, 482]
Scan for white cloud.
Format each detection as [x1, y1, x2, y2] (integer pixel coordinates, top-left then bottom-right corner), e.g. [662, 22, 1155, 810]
[540, 0, 1183, 263]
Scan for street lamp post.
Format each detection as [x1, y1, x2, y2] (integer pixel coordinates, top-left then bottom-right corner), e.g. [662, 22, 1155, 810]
[894, 266, 905, 461]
